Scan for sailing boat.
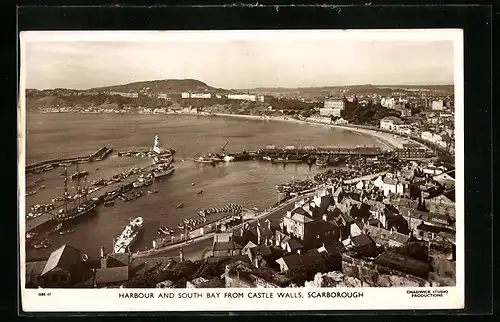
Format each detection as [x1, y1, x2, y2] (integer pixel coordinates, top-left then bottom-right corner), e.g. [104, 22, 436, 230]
[55, 164, 97, 222]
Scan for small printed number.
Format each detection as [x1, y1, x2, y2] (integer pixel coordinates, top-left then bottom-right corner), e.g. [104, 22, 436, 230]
[38, 293, 50, 296]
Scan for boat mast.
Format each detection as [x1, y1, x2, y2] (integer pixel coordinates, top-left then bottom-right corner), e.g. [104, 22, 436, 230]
[63, 166, 68, 218]
[76, 163, 81, 207]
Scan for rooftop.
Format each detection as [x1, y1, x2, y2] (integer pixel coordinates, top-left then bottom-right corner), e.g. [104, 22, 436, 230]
[213, 241, 243, 252]
[41, 244, 83, 276]
[95, 266, 129, 285]
[351, 234, 375, 247]
[277, 249, 324, 271]
[374, 251, 430, 279]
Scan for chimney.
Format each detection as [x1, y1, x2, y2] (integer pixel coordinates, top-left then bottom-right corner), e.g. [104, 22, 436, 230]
[297, 249, 301, 255]
[257, 227, 262, 245]
[266, 219, 271, 230]
[100, 246, 107, 269]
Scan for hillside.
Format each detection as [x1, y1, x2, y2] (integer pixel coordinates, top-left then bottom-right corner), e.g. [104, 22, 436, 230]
[239, 84, 454, 97]
[90, 79, 231, 94]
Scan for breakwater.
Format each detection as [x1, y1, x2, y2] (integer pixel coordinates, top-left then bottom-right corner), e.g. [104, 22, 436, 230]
[25, 146, 113, 175]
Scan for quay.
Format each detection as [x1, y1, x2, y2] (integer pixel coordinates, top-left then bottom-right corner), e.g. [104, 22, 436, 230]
[25, 146, 113, 175]
[25, 161, 158, 233]
[223, 146, 384, 159]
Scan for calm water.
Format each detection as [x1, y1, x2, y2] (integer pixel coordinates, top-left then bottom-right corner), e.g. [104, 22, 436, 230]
[25, 113, 383, 259]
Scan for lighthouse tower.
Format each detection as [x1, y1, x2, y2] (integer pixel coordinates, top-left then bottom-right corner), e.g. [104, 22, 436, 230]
[153, 133, 161, 154]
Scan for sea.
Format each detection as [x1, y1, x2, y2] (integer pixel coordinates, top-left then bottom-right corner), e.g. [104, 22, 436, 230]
[24, 112, 385, 259]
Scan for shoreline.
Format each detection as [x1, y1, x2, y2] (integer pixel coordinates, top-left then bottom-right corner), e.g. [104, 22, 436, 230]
[32, 110, 417, 151]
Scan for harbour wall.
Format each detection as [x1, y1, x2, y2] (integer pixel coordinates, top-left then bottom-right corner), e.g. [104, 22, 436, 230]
[25, 146, 113, 175]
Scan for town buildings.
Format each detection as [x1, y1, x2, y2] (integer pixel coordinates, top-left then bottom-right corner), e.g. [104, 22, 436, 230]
[227, 94, 265, 102]
[320, 99, 345, 117]
[431, 100, 444, 111]
[380, 116, 404, 131]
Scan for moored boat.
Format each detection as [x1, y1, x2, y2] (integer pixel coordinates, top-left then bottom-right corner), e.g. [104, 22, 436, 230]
[113, 217, 144, 254]
[59, 228, 76, 235]
[104, 200, 115, 207]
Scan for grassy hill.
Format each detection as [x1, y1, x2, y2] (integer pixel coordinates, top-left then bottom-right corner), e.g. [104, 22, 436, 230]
[90, 79, 231, 94]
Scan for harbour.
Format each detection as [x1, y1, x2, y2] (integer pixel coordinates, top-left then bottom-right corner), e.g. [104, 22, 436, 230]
[24, 112, 405, 260]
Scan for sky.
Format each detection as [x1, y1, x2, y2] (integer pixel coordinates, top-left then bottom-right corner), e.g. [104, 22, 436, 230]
[24, 38, 455, 90]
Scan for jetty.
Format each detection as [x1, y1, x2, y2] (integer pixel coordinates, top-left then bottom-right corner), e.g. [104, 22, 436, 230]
[25, 146, 113, 175]
[201, 145, 384, 161]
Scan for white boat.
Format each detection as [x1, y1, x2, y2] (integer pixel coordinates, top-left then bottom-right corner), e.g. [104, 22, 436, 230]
[133, 176, 146, 188]
[223, 155, 235, 162]
[153, 164, 175, 178]
[113, 217, 144, 254]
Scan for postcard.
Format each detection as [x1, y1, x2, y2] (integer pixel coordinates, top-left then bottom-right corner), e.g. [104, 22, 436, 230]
[19, 29, 464, 312]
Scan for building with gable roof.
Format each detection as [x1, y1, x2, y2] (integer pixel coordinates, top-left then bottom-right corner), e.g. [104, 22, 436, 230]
[39, 244, 87, 287]
[426, 189, 455, 218]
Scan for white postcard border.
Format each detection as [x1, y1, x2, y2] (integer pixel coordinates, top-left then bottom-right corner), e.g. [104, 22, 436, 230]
[19, 29, 465, 312]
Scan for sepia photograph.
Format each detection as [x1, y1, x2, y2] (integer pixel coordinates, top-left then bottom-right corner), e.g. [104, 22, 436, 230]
[19, 29, 463, 311]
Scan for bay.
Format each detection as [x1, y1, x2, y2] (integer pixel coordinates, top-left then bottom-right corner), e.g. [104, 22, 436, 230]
[24, 113, 383, 259]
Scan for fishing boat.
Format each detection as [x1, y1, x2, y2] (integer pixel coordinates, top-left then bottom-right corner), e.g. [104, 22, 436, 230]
[26, 231, 38, 240]
[148, 189, 158, 194]
[192, 156, 216, 164]
[153, 163, 175, 178]
[143, 174, 154, 186]
[176, 203, 185, 209]
[105, 190, 120, 199]
[158, 225, 170, 235]
[26, 191, 37, 197]
[33, 241, 44, 249]
[59, 228, 76, 235]
[197, 190, 203, 195]
[316, 157, 328, 167]
[71, 171, 89, 180]
[104, 200, 115, 207]
[47, 222, 63, 235]
[272, 157, 302, 164]
[133, 176, 146, 188]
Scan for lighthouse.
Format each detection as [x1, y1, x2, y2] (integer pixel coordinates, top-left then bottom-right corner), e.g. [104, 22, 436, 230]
[153, 133, 161, 154]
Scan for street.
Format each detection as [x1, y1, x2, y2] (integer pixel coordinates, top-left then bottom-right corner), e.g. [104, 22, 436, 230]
[137, 194, 305, 260]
